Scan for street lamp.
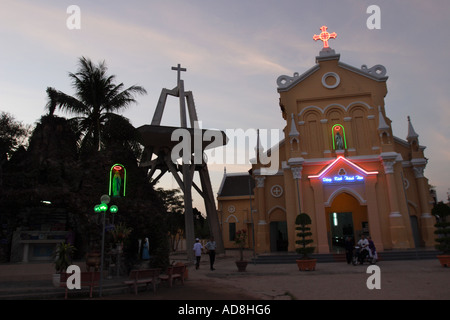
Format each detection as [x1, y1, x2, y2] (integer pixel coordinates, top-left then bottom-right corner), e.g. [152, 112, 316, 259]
[94, 195, 118, 297]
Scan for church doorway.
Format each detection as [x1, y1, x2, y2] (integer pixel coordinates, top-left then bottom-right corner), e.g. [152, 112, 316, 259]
[325, 192, 368, 252]
[328, 212, 354, 251]
[270, 221, 288, 252]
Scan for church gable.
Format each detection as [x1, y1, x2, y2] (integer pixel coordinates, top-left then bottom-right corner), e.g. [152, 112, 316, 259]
[277, 53, 388, 96]
[277, 47, 389, 120]
[276, 46, 391, 158]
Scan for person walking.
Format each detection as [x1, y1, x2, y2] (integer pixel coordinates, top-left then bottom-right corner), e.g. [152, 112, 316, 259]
[205, 236, 217, 270]
[142, 238, 150, 260]
[193, 238, 203, 270]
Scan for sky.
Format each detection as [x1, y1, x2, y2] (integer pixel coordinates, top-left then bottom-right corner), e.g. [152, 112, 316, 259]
[1, 0, 449, 212]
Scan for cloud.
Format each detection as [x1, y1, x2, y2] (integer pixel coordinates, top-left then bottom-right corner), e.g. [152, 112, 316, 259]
[1, 0, 450, 205]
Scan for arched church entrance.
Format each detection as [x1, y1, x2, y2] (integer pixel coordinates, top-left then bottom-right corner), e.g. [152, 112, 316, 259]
[325, 192, 368, 252]
[268, 208, 288, 252]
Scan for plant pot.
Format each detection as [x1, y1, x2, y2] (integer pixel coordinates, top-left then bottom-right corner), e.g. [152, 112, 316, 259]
[296, 258, 317, 271]
[52, 273, 61, 287]
[437, 255, 450, 267]
[86, 252, 101, 271]
[235, 260, 248, 272]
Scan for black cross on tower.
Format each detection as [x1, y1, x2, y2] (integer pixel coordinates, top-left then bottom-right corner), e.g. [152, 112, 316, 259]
[171, 63, 187, 86]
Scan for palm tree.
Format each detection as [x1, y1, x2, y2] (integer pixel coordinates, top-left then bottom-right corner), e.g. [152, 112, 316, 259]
[46, 57, 147, 153]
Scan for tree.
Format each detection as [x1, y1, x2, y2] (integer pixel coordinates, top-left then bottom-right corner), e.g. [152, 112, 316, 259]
[193, 207, 210, 239]
[156, 188, 185, 252]
[0, 112, 31, 158]
[0, 115, 80, 261]
[156, 188, 184, 213]
[0, 112, 32, 196]
[155, 188, 210, 251]
[432, 202, 450, 254]
[46, 57, 147, 154]
[295, 213, 315, 259]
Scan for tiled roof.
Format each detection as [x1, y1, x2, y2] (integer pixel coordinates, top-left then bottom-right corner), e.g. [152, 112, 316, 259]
[218, 174, 255, 197]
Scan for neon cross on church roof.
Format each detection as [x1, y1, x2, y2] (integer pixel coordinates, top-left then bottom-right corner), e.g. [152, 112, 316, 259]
[313, 25, 337, 48]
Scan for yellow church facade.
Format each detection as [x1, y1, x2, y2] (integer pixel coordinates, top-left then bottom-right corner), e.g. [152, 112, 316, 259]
[217, 40, 436, 254]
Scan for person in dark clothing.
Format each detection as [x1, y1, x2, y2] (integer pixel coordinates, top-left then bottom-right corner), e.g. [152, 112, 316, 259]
[344, 236, 354, 264]
[205, 236, 217, 270]
[367, 236, 378, 262]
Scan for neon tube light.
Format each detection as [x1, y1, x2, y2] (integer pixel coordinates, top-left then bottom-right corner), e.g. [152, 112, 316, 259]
[109, 163, 127, 197]
[313, 26, 337, 49]
[332, 124, 347, 150]
[308, 156, 378, 179]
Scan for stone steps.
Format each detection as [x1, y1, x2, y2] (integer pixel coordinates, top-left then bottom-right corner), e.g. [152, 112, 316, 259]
[251, 250, 439, 264]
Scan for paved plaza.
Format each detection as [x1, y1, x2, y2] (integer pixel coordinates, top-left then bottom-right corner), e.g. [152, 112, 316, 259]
[0, 250, 449, 300]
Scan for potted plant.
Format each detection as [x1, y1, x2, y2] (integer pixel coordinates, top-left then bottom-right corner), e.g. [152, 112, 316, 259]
[234, 229, 248, 272]
[295, 213, 316, 271]
[109, 222, 132, 252]
[432, 202, 450, 267]
[52, 242, 76, 287]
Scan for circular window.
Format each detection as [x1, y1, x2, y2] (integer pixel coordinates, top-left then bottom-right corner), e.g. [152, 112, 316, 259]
[270, 185, 283, 198]
[321, 72, 340, 89]
[228, 205, 236, 213]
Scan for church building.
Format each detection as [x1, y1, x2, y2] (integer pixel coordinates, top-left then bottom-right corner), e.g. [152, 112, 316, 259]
[217, 26, 436, 254]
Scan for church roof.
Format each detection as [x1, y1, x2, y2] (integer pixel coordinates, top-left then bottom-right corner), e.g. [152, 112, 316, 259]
[277, 50, 388, 92]
[217, 173, 255, 197]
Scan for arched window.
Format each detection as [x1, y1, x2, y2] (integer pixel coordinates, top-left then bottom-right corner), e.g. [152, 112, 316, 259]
[332, 124, 347, 150]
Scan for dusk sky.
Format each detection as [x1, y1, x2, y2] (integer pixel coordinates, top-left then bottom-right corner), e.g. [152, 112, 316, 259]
[1, 0, 449, 210]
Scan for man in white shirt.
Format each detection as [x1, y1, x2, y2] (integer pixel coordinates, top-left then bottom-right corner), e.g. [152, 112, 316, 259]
[357, 234, 369, 264]
[193, 238, 203, 269]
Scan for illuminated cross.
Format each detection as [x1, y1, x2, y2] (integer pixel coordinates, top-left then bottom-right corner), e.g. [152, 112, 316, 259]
[171, 63, 187, 86]
[313, 26, 337, 49]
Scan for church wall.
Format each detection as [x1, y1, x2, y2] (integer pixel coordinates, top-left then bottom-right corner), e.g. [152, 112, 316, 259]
[403, 166, 421, 216]
[394, 161, 416, 247]
[295, 100, 386, 159]
[283, 169, 300, 252]
[303, 111, 324, 157]
[374, 169, 393, 249]
[218, 197, 255, 249]
[264, 175, 286, 221]
[351, 108, 371, 154]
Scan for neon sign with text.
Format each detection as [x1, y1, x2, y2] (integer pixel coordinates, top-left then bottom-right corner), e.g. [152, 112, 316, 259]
[322, 175, 364, 183]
